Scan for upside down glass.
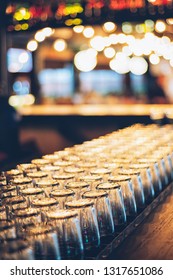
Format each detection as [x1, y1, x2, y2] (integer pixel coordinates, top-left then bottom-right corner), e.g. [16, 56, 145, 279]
[46, 209, 84, 259]
[82, 190, 114, 237]
[108, 175, 137, 219]
[96, 182, 127, 229]
[26, 225, 61, 260]
[118, 169, 145, 210]
[65, 199, 100, 251]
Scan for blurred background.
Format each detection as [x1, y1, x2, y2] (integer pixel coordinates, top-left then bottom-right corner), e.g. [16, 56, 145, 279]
[1, 0, 173, 168]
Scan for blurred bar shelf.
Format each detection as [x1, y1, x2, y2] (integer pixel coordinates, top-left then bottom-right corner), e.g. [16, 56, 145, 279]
[17, 104, 173, 117]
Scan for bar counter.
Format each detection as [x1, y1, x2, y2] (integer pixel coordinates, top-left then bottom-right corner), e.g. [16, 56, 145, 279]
[17, 104, 173, 117]
[107, 185, 173, 260]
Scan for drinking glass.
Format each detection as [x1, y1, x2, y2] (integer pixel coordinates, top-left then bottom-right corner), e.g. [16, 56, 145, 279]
[2, 196, 28, 220]
[46, 209, 84, 259]
[137, 158, 162, 194]
[35, 178, 59, 196]
[65, 181, 90, 199]
[42, 154, 61, 163]
[53, 160, 73, 168]
[64, 167, 85, 178]
[39, 165, 60, 177]
[26, 171, 48, 183]
[0, 239, 34, 260]
[129, 164, 155, 203]
[108, 175, 137, 219]
[26, 225, 61, 260]
[31, 197, 59, 220]
[12, 177, 33, 191]
[0, 206, 9, 221]
[82, 190, 114, 237]
[19, 187, 45, 206]
[17, 163, 38, 175]
[118, 169, 145, 210]
[65, 199, 100, 250]
[52, 174, 75, 189]
[13, 208, 42, 237]
[5, 169, 23, 183]
[0, 222, 16, 242]
[0, 185, 18, 199]
[78, 175, 103, 190]
[50, 189, 75, 208]
[31, 158, 50, 167]
[147, 154, 169, 188]
[90, 168, 112, 182]
[96, 182, 127, 229]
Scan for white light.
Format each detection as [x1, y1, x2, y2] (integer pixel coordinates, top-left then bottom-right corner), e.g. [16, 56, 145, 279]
[104, 47, 116, 58]
[73, 25, 84, 33]
[35, 31, 45, 42]
[126, 35, 135, 44]
[161, 36, 171, 44]
[109, 34, 118, 45]
[166, 18, 173, 25]
[117, 33, 127, 44]
[129, 57, 148, 75]
[42, 27, 54, 37]
[27, 40, 38, 52]
[90, 36, 105, 52]
[74, 49, 97, 72]
[103, 22, 116, 33]
[149, 54, 160, 65]
[109, 53, 130, 74]
[104, 37, 112, 47]
[24, 94, 35, 105]
[122, 22, 133, 34]
[122, 46, 133, 56]
[53, 39, 67, 52]
[8, 62, 22, 73]
[83, 27, 94, 38]
[155, 20, 166, 33]
[8, 94, 35, 107]
[18, 51, 29, 63]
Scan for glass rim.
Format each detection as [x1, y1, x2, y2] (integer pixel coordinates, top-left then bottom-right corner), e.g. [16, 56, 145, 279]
[51, 189, 75, 197]
[96, 182, 120, 190]
[82, 190, 108, 198]
[65, 198, 94, 208]
[46, 209, 78, 219]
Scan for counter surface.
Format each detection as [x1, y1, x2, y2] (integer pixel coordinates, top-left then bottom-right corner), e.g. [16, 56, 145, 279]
[108, 187, 173, 260]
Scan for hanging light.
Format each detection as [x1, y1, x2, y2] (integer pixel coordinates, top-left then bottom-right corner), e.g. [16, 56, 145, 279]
[83, 27, 94, 38]
[53, 39, 67, 52]
[104, 47, 116, 58]
[74, 49, 97, 72]
[27, 40, 38, 52]
[103, 22, 117, 33]
[129, 57, 148, 75]
[149, 54, 160, 65]
[109, 53, 130, 74]
[90, 36, 105, 52]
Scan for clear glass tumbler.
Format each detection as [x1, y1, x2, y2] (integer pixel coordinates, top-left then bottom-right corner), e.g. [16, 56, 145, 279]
[65, 199, 100, 251]
[82, 190, 114, 237]
[46, 209, 84, 259]
[96, 182, 127, 229]
[26, 225, 61, 260]
[108, 175, 137, 219]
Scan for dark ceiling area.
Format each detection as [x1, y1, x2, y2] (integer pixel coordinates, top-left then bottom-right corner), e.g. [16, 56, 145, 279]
[3, 1, 173, 32]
